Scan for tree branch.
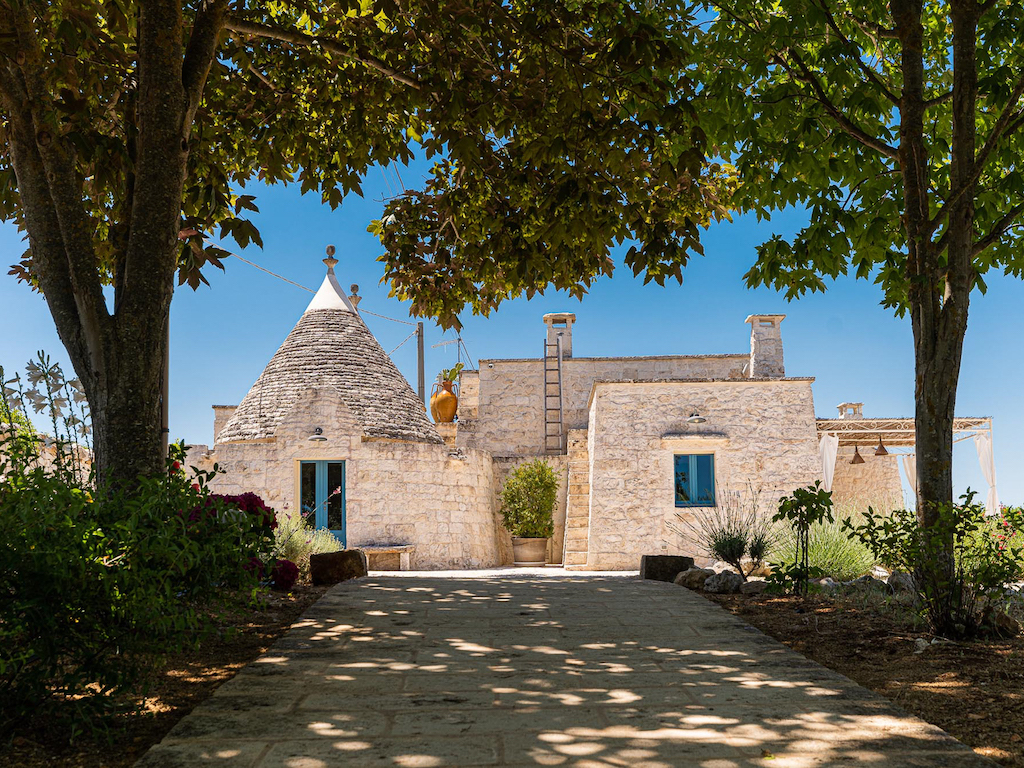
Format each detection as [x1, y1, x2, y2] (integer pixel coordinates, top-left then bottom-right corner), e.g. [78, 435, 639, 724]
[924, 91, 952, 107]
[815, 0, 900, 106]
[123, 0, 189, 318]
[223, 15, 422, 90]
[929, 69, 1024, 237]
[971, 202, 1024, 257]
[182, 0, 230, 129]
[714, 2, 898, 159]
[1, 9, 108, 329]
[847, 12, 899, 40]
[785, 48, 900, 159]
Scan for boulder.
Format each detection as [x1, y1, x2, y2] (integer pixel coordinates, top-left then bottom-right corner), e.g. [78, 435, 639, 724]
[887, 571, 916, 593]
[740, 580, 768, 596]
[640, 555, 695, 583]
[810, 577, 838, 591]
[844, 574, 887, 592]
[310, 549, 368, 586]
[673, 568, 716, 590]
[704, 570, 743, 594]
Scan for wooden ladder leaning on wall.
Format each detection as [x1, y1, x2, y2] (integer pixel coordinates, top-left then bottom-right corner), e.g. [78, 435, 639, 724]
[543, 335, 564, 454]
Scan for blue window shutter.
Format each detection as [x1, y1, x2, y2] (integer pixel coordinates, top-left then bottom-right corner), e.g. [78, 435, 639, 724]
[675, 453, 716, 507]
[674, 454, 690, 505]
[694, 455, 715, 505]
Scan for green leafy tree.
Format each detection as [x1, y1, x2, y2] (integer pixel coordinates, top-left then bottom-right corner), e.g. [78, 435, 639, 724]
[691, 0, 1024, 635]
[1, 0, 724, 487]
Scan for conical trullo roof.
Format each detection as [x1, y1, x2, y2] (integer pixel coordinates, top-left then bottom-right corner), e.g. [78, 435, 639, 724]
[217, 258, 442, 445]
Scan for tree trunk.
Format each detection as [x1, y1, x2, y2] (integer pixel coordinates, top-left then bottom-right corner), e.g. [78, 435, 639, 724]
[902, 0, 978, 638]
[86, 303, 172, 485]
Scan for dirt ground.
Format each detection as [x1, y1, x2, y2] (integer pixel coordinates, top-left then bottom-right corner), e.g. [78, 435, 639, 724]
[0, 583, 328, 768]
[705, 590, 1024, 766]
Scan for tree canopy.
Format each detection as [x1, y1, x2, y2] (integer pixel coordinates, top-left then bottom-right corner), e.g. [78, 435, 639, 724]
[697, 0, 1024, 308]
[0, 0, 725, 481]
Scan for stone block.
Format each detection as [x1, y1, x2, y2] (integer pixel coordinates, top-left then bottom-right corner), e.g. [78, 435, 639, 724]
[639, 555, 695, 583]
[310, 549, 368, 585]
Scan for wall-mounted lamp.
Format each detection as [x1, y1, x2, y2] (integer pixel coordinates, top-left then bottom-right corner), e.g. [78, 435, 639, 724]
[308, 427, 327, 442]
[686, 411, 707, 424]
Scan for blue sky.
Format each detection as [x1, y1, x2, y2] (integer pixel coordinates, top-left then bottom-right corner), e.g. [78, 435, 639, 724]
[1, 163, 1020, 505]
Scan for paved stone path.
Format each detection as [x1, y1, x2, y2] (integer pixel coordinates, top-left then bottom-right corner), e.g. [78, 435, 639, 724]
[138, 572, 992, 767]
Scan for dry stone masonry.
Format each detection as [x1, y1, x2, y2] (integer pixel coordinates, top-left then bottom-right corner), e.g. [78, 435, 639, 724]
[187, 255, 953, 571]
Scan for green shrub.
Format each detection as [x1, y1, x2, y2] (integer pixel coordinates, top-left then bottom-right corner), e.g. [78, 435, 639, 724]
[845, 492, 1024, 639]
[500, 459, 557, 538]
[0, 446, 273, 734]
[1, 357, 274, 736]
[675, 484, 775, 580]
[774, 515, 876, 582]
[273, 509, 343, 576]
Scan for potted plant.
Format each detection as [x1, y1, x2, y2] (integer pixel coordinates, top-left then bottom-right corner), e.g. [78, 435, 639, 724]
[500, 459, 557, 566]
[430, 363, 463, 423]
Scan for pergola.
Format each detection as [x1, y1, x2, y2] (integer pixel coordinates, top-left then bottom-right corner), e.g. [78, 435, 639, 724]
[815, 403, 998, 514]
[814, 416, 993, 449]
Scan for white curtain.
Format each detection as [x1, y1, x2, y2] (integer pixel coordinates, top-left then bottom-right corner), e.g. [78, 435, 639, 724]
[818, 432, 839, 491]
[974, 433, 999, 516]
[901, 454, 917, 501]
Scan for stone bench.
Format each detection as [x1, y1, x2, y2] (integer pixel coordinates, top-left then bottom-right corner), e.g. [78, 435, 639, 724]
[361, 545, 415, 571]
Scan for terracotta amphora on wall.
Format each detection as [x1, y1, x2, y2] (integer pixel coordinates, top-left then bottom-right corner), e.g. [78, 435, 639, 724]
[430, 380, 458, 423]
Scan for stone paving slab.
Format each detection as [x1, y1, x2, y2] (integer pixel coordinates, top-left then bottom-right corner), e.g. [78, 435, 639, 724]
[137, 573, 993, 767]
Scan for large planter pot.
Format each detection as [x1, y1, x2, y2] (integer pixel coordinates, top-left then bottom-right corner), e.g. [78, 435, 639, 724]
[430, 381, 458, 423]
[512, 537, 548, 566]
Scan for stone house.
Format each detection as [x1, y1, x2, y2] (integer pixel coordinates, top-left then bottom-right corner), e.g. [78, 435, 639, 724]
[188, 259, 995, 570]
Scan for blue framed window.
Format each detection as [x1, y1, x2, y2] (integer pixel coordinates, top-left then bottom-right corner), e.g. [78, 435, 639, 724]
[299, 460, 346, 546]
[674, 454, 715, 507]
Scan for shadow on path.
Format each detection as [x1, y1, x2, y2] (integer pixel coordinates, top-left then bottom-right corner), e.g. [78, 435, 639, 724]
[137, 575, 993, 767]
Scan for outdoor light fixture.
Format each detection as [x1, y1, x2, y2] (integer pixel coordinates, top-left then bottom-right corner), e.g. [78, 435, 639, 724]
[687, 411, 707, 424]
[874, 437, 889, 456]
[851, 446, 865, 464]
[308, 427, 327, 442]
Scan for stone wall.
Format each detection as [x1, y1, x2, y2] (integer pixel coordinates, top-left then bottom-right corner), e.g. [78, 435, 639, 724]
[830, 447, 905, 512]
[583, 379, 820, 570]
[187, 386, 499, 569]
[457, 354, 748, 457]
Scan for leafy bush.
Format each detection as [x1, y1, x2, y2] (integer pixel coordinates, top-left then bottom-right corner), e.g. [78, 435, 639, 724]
[675, 484, 775, 580]
[768, 483, 835, 595]
[0, 357, 275, 735]
[500, 459, 557, 538]
[273, 509, 343, 576]
[845, 492, 1024, 639]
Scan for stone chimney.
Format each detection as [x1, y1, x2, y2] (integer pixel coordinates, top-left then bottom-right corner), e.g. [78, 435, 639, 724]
[543, 312, 575, 358]
[745, 314, 786, 378]
[837, 402, 863, 419]
[212, 405, 237, 441]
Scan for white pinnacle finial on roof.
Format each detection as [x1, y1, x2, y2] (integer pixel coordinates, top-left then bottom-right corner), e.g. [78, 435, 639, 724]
[305, 244, 357, 313]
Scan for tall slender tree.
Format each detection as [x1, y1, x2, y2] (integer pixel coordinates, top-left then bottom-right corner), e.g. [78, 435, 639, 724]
[686, 0, 1024, 634]
[376, 1, 1024, 635]
[0, 0, 723, 485]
